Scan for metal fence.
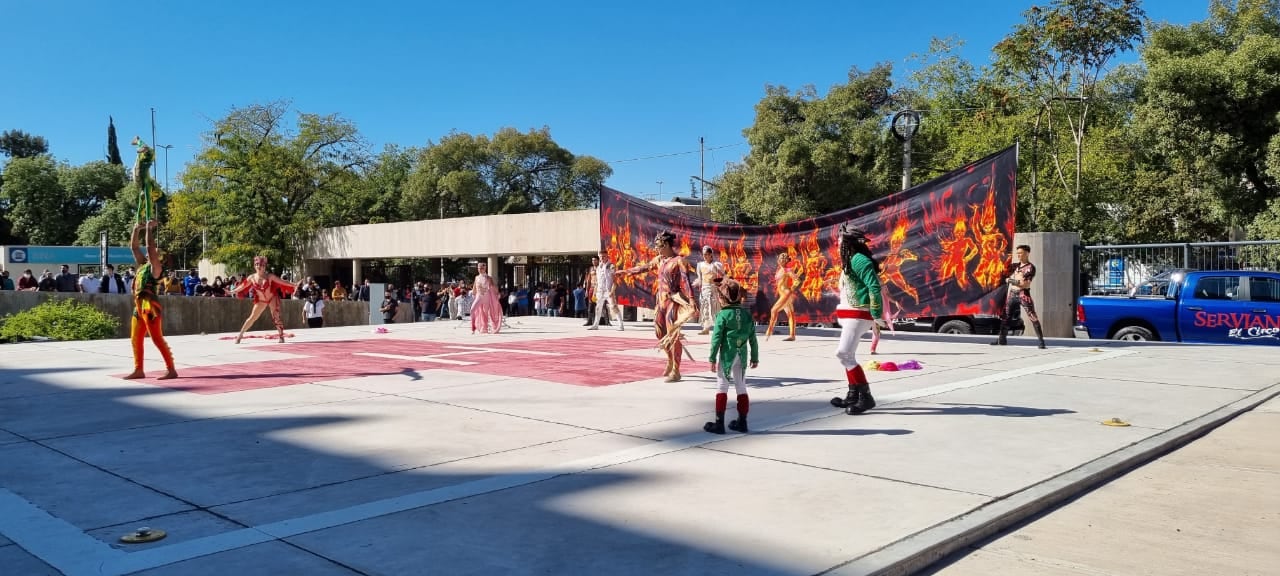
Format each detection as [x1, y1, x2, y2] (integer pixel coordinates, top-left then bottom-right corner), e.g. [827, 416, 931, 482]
[1078, 241, 1280, 296]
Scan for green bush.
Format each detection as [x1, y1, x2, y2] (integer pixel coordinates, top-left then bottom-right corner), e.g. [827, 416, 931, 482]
[0, 298, 120, 343]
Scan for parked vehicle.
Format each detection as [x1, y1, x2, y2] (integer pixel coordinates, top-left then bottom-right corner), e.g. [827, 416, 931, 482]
[1074, 270, 1280, 345]
[891, 311, 1023, 336]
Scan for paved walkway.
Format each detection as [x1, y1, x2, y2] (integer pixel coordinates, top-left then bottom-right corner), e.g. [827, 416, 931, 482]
[930, 395, 1280, 576]
[0, 317, 1277, 575]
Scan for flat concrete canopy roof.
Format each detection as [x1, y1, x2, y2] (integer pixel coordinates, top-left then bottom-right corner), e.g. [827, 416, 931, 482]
[307, 209, 600, 260]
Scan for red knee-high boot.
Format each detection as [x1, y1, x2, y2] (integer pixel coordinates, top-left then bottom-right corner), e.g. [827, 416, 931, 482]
[729, 394, 749, 432]
[704, 393, 727, 434]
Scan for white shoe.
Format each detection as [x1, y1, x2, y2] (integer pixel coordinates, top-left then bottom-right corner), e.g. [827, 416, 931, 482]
[617, 324, 624, 331]
[587, 325, 599, 330]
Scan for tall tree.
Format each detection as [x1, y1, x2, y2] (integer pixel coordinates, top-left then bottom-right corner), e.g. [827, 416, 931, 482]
[106, 116, 123, 165]
[400, 128, 611, 221]
[710, 63, 900, 224]
[174, 101, 369, 268]
[1, 156, 66, 244]
[0, 129, 49, 159]
[993, 0, 1145, 233]
[1134, 0, 1280, 236]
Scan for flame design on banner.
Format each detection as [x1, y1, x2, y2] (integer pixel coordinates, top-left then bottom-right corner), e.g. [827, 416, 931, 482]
[600, 146, 1018, 324]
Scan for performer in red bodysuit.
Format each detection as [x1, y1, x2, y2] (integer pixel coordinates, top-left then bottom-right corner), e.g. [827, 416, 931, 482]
[619, 230, 697, 382]
[228, 256, 296, 344]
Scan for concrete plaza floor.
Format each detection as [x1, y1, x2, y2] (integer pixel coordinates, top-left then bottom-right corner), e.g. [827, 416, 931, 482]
[1, 316, 1277, 575]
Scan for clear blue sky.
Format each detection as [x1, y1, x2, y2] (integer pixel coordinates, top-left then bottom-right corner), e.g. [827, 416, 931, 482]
[2, 0, 1208, 201]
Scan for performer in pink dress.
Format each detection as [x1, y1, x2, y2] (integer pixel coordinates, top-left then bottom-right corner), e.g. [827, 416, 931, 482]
[470, 262, 503, 334]
[228, 255, 296, 344]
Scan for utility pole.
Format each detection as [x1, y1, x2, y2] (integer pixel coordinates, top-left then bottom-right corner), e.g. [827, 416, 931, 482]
[699, 137, 705, 206]
[657, 180, 664, 197]
[150, 108, 158, 186]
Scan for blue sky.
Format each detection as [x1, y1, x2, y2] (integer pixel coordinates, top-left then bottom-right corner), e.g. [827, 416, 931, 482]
[2, 0, 1208, 200]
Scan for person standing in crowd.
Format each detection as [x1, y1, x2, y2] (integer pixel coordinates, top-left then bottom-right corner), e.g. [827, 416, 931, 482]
[304, 291, 326, 328]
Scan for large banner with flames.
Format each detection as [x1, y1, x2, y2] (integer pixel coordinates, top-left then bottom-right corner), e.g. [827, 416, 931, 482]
[600, 145, 1018, 323]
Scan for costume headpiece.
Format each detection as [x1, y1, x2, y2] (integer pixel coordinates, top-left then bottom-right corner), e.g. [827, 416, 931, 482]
[839, 222, 868, 242]
[253, 255, 268, 268]
[654, 230, 676, 247]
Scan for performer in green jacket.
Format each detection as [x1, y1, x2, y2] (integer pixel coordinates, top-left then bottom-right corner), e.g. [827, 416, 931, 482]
[704, 278, 759, 434]
[830, 223, 888, 415]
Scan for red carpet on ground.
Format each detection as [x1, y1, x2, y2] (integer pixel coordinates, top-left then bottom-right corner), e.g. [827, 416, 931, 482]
[115, 336, 703, 394]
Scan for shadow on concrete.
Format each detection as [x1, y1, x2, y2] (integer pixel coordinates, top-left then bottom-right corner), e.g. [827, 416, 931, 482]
[759, 428, 914, 437]
[0, 362, 807, 575]
[870, 403, 1076, 418]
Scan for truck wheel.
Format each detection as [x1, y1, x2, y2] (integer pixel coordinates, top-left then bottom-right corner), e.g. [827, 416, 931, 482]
[1113, 326, 1155, 341]
[938, 320, 973, 335]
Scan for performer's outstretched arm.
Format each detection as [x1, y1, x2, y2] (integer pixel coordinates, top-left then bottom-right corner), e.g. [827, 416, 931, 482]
[129, 223, 146, 265]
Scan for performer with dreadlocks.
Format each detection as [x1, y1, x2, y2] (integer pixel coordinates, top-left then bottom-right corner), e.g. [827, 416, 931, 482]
[228, 255, 296, 344]
[618, 230, 697, 382]
[830, 224, 887, 414]
[704, 278, 758, 434]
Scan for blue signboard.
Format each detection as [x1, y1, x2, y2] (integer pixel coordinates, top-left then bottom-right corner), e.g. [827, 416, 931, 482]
[1106, 258, 1125, 286]
[6, 245, 140, 265]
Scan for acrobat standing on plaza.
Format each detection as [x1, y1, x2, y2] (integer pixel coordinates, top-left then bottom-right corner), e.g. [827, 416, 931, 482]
[123, 220, 178, 381]
[587, 250, 624, 330]
[470, 261, 503, 334]
[228, 255, 296, 344]
[618, 230, 697, 382]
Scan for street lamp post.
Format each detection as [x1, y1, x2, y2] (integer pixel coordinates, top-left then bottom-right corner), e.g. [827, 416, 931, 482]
[158, 144, 174, 192]
[890, 110, 921, 191]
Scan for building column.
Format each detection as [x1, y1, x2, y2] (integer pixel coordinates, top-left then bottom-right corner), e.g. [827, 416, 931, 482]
[1013, 232, 1081, 338]
[352, 259, 363, 286]
[487, 255, 500, 288]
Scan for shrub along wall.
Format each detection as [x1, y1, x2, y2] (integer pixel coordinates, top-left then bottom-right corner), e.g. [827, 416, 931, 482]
[0, 293, 394, 339]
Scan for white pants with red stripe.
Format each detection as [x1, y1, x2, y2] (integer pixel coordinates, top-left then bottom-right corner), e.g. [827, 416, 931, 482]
[836, 310, 875, 371]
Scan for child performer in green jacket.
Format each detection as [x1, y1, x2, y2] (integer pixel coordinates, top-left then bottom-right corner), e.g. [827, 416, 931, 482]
[704, 278, 759, 434]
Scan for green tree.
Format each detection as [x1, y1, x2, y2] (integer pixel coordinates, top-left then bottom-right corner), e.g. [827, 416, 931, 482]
[1135, 0, 1280, 236]
[0, 129, 49, 159]
[992, 0, 1145, 235]
[401, 127, 611, 220]
[174, 101, 369, 269]
[1, 156, 65, 244]
[710, 63, 900, 224]
[106, 116, 123, 165]
[76, 183, 142, 246]
[316, 144, 415, 226]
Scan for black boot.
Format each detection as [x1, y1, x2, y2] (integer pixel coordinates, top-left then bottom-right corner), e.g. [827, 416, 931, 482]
[990, 322, 1008, 346]
[1032, 320, 1046, 349]
[849, 384, 875, 414]
[703, 412, 725, 435]
[728, 416, 748, 433]
[831, 387, 858, 409]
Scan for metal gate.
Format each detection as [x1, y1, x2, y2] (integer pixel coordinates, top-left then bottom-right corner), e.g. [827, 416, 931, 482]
[1078, 241, 1280, 297]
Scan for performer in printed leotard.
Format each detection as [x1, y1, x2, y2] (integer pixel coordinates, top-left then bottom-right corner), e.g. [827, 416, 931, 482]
[618, 230, 697, 382]
[228, 255, 296, 344]
[765, 252, 799, 341]
[470, 262, 503, 334]
[123, 220, 177, 380]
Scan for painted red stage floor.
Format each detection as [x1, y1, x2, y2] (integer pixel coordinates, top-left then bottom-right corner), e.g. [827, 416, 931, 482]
[116, 336, 704, 394]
